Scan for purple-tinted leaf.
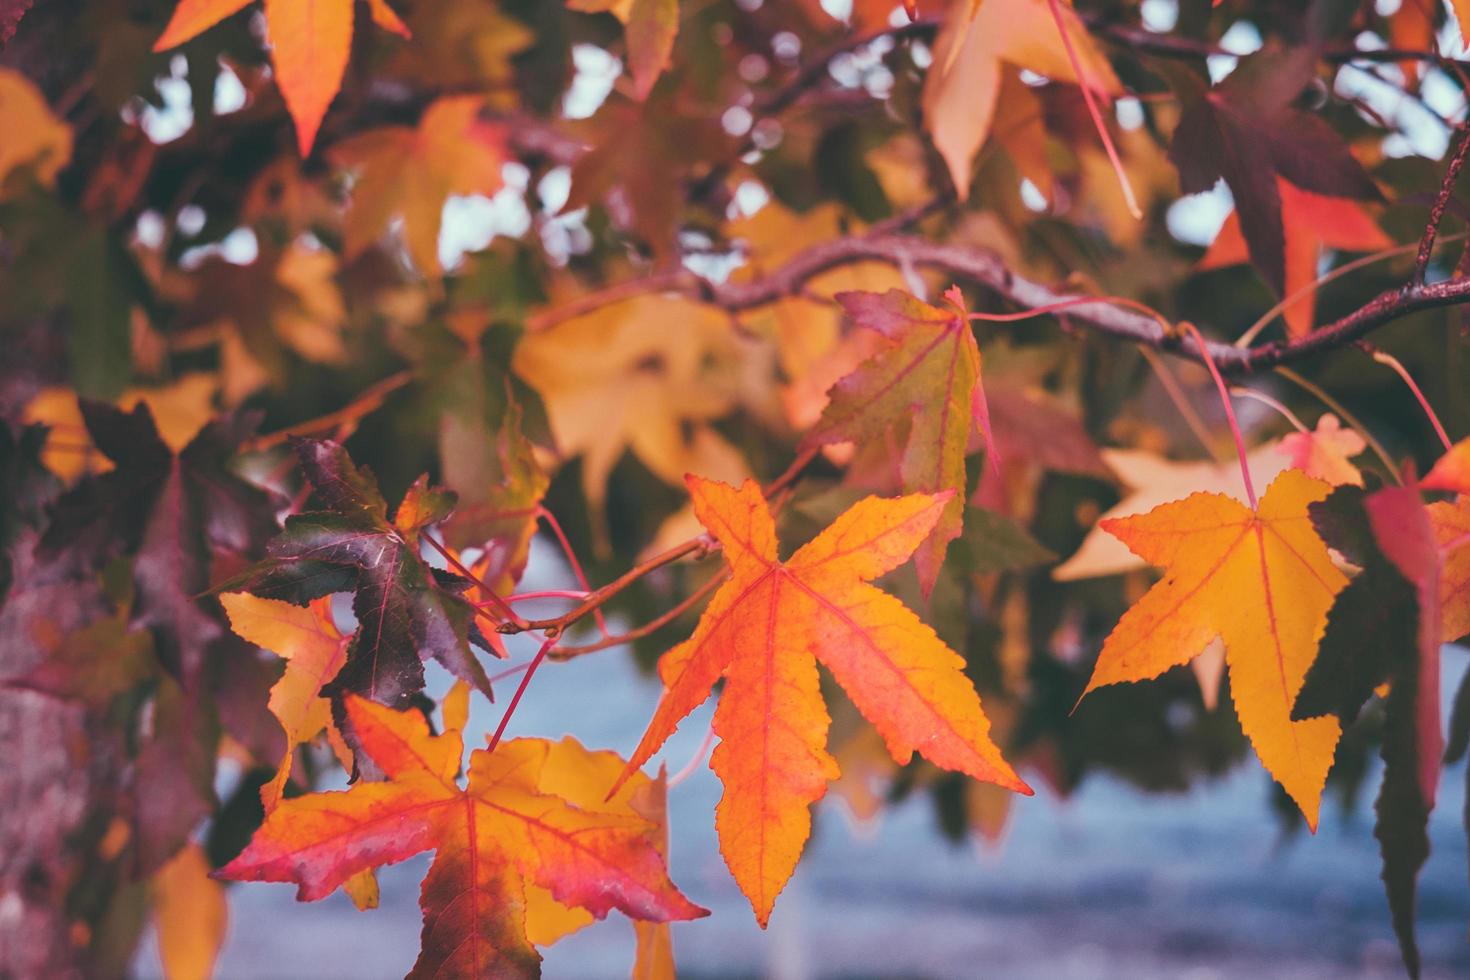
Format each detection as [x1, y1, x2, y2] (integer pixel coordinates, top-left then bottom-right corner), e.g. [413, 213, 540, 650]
[1167, 48, 1380, 297]
[223, 439, 493, 711]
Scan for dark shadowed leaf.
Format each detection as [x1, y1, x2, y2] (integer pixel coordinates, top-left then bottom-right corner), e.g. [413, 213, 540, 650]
[219, 438, 494, 710]
[1165, 48, 1380, 295]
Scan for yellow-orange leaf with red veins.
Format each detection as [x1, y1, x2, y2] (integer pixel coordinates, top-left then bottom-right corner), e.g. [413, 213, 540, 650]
[1082, 470, 1347, 828]
[219, 696, 706, 979]
[613, 476, 1030, 926]
[153, 0, 410, 155]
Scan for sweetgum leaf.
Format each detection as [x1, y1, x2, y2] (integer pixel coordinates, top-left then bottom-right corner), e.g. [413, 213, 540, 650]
[1166, 48, 1380, 295]
[615, 477, 1029, 925]
[39, 402, 279, 684]
[219, 438, 494, 710]
[219, 698, 706, 978]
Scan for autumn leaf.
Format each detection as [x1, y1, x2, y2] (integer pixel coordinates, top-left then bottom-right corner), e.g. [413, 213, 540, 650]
[1198, 178, 1391, 338]
[1053, 445, 1288, 581]
[25, 375, 220, 483]
[219, 696, 707, 979]
[218, 438, 495, 711]
[331, 95, 509, 278]
[568, 0, 678, 100]
[802, 287, 992, 595]
[0, 67, 70, 195]
[1274, 413, 1366, 487]
[153, 0, 411, 155]
[922, 0, 1120, 199]
[1168, 49, 1382, 300]
[1422, 435, 1470, 494]
[151, 842, 227, 980]
[613, 477, 1030, 925]
[220, 593, 347, 809]
[39, 401, 280, 686]
[1293, 481, 1441, 978]
[513, 294, 757, 535]
[1080, 470, 1347, 827]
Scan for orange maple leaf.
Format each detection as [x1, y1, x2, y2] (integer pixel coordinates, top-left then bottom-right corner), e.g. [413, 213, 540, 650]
[1081, 469, 1347, 827]
[219, 696, 706, 979]
[1199, 177, 1392, 339]
[613, 476, 1030, 925]
[330, 95, 508, 278]
[153, 0, 411, 155]
[802, 287, 994, 595]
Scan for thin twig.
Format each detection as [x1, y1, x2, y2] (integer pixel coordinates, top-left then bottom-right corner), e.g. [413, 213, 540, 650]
[1414, 121, 1470, 286]
[245, 370, 414, 452]
[550, 570, 727, 660]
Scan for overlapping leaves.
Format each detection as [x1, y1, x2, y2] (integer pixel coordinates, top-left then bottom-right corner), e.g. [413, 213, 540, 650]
[220, 695, 706, 978]
[218, 438, 494, 710]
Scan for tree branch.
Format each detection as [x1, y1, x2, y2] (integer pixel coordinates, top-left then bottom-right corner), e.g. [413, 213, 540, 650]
[1414, 121, 1470, 285]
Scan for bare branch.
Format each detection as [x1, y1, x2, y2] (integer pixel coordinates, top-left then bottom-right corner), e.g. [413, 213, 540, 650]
[1414, 121, 1470, 285]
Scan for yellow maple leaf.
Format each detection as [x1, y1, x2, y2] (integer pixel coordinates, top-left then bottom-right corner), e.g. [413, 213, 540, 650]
[1081, 470, 1347, 827]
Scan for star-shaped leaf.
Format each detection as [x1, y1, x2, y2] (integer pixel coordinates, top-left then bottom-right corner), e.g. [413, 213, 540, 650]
[1080, 470, 1347, 827]
[219, 696, 707, 979]
[802, 287, 993, 595]
[39, 401, 280, 685]
[613, 477, 1030, 925]
[218, 438, 494, 710]
[1293, 481, 1441, 978]
[1274, 413, 1366, 487]
[1168, 49, 1382, 300]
